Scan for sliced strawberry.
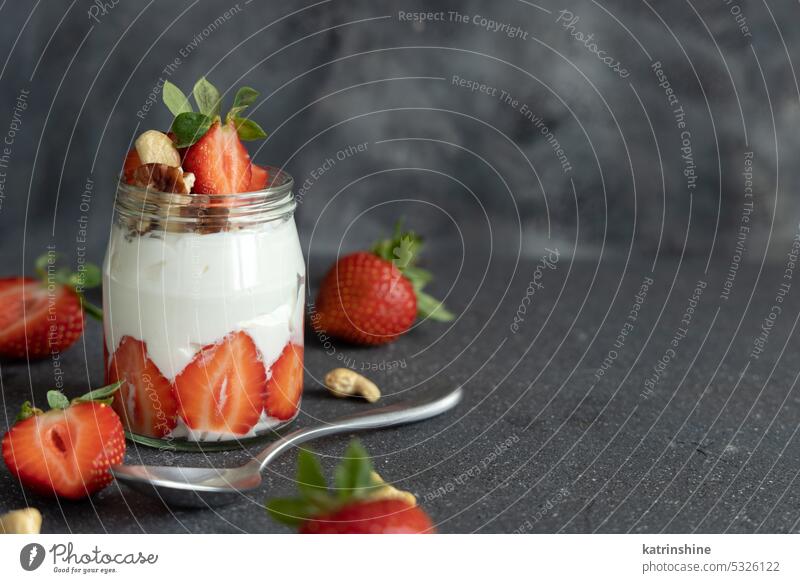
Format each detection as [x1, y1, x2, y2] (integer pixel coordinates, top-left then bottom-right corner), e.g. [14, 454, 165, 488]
[248, 163, 269, 191]
[106, 336, 177, 437]
[174, 331, 266, 434]
[264, 343, 304, 421]
[123, 148, 142, 184]
[2, 401, 125, 499]
[182, 121, 252, 195]
[0, 277, 84, 359]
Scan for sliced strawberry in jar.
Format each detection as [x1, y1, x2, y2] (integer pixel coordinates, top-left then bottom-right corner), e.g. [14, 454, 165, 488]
[248, 163, 269, 191]
[265, 343, 304, 421]
[173, 331, 266, 434]
[182, 121, 252, 196]
[106, 336, 178, 437]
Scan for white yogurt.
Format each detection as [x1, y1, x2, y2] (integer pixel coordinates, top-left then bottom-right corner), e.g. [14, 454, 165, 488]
[102, 217, 305, 441]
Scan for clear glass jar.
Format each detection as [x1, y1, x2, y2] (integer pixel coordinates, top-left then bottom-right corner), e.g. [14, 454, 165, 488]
[102, 168, 305, 450]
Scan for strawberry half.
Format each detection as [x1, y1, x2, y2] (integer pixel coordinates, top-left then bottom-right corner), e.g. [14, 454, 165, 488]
[106, 336, 177, 438]
[264, 342, 304, 421]
[267, 440, 435, 534]
[1, 384, 126, 499]
[249, 162, 269, 191]
[312, 225, 453, 346]
[182, 121, 252, 195]
[174, 331, 266, 435]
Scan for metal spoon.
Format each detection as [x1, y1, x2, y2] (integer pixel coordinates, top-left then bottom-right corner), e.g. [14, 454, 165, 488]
[111, 385, 463, 507]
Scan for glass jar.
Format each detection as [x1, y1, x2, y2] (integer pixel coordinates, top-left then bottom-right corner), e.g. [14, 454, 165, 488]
[102, 168, 305, 450]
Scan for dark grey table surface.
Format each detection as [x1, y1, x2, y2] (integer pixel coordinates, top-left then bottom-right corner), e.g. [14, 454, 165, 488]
[1, 255, 799, 533]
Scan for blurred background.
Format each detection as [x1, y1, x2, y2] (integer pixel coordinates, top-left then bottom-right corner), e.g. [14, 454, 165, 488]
[0, 0, 795, 269]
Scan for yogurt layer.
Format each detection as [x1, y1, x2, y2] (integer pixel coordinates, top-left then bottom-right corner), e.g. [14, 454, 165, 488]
[103, 218, 305, 440]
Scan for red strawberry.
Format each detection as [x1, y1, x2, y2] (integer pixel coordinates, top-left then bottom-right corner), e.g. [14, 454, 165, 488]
[300, 498, 434, 534]
[0, 277, 84, 359]
[123, 149, 142, 184]
[267, 440, 435, 534]
[312, 227, 453, 346]
[2, 385, 126, 500]
[174, 331, 266, 434]
[313, 252, 417, 345]
[248, 163, 269, 191]
[106, 336, 177, 437]
[264, 343, 304, 420]
[182, 121, 252, 195]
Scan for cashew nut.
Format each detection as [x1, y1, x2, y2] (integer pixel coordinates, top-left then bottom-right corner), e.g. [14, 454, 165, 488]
[324, 368, 381, 403]
[368, 471, 416, 505]
[135, 130, 181, 167]
[0, 508, 42, 534]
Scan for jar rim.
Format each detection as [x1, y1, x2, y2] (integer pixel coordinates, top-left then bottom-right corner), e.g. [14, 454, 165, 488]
[117, 165, 294, 206]
[114, 166, 296, 232]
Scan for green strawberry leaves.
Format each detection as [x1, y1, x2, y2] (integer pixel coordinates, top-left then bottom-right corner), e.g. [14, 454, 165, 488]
[230, 117, 267, 141]
[73, 381, 123, 406]
[15, 401, 43, 422]
[333, 440, 375, 498]
[47, 391, 70, 410]
[164, 78, 268, 147]
[193, 77, 221, 117]
[16, 382, 122, 422]
[34, 252, 103, 322]
[162, 80, 192, 116]
[170, 112, 214, 148]
[372, 221, 455, 322]
[266, 439, 387, 527]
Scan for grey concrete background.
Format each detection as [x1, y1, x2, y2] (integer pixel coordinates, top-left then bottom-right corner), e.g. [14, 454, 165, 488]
[0, 0, 798, 265]
[2, 1, 800, 533]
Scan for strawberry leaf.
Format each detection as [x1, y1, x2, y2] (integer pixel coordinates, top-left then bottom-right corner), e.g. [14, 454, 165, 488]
[416, 290, 455, 322]
[34, 252, 57, 279]
[171, 112, 213, 148]
[232, 117, 267, 141]
[233, 86, 259, 110]
[296, 448, 328, 500]
[162, 80, 193, 116]
[15, 401, 43, 422]
[371, 223, 454, 322]
[67, 264, 101, 290]
[266, 498, 317, 527]
[333, 439, 374, 500]
[47, 391, 70, 410]
[403, 266, 433, 289]
[74, 381, 122, 405]
[193, 77, 221, 118]
[227, 86, 259, 119]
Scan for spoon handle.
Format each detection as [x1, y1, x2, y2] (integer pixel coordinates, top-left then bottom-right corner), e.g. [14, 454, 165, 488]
[249, 385, 463, 472]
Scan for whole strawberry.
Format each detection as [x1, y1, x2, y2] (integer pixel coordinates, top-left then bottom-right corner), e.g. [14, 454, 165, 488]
[267, 440, 435, 534]
[0, 253, 103, 359]
[312, 224, 453, 345]
[2, 383, 125, 499]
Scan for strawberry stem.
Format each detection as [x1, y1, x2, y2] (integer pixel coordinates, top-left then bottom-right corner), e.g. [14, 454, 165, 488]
[371, 222, 455, 322]
[79, 296, 104, 322]
[34, 252, 103, 322]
